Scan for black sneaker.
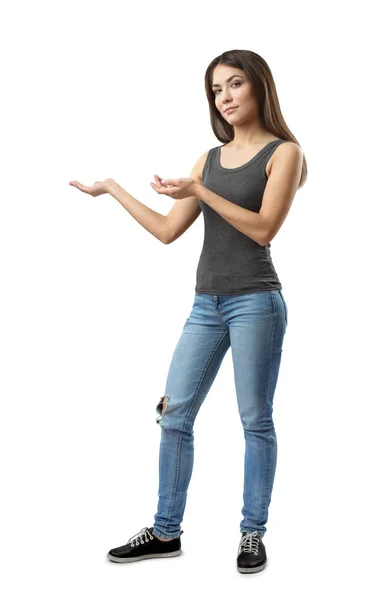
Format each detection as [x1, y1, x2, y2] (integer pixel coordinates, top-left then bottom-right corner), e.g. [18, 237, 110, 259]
[107, 526, 184, 563]
[237, 531, 267, 573]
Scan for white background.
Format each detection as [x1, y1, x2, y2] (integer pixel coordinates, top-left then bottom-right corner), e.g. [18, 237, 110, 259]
[1, 0, 366, 597]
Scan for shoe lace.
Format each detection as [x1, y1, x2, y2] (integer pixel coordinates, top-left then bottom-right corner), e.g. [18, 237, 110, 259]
[238, 531, 261, 556]
[127, 527, 154, 547]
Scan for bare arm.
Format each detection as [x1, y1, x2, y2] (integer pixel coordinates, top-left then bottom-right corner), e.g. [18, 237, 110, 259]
[165, 150, 208, 244]
[107, 149, 208, 245]
[107, 182, 170, 244]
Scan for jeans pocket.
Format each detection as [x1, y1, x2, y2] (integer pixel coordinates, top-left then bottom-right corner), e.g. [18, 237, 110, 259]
[279, 290, 288, 326]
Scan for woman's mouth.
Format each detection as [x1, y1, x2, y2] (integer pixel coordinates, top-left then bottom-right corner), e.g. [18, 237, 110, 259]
[225, 107, 237, 114]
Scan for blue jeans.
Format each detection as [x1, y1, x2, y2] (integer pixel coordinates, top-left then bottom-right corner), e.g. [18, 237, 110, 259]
[153, 289, 288, 540]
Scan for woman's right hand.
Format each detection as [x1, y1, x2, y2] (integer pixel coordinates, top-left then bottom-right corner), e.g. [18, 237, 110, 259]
[68, 178, 115, 197]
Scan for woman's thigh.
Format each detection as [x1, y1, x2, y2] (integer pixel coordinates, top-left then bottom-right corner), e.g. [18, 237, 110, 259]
[157, 294, 230, 428]
[222, 290, 287, 427]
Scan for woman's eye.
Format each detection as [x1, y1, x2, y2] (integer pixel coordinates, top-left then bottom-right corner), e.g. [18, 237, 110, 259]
[214, 81, 241, 95]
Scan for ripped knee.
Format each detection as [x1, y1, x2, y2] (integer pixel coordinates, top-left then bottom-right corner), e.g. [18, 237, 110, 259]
[156, 395, 169, 425]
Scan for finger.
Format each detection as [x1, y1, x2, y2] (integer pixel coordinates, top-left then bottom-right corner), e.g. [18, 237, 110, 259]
[151, 183, 166, 194]
[150, 182, 165, 193]
[154, 175, 163, 188]
[69, 181, 88, 193]
[150, 182, 174, 196]
[155, 174, 169, 188]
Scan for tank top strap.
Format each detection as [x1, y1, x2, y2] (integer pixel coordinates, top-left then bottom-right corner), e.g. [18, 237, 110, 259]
[257, 139, 290, 176]
[259, 139, 290, 160]
[201, 147, 217, 181]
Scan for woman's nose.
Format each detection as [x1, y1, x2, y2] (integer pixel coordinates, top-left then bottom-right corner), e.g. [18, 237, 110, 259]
[222, 91, 233, 102]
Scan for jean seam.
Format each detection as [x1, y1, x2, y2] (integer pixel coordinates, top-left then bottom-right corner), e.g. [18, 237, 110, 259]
[256, 291, 276, 527]
[278, 290, 288, 326]
[162, 329, 229, 536]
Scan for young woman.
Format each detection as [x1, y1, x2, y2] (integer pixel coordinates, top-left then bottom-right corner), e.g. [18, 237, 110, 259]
[69, 49, 306, 574]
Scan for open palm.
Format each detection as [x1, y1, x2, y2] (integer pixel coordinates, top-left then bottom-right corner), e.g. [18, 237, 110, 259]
[69, 178, 115, 197]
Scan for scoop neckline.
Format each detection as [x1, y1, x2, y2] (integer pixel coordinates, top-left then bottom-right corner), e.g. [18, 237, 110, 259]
[216, 139, 283, 172]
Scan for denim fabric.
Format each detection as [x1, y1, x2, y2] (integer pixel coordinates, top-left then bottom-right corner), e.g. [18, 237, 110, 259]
[153, 289, 288, 540]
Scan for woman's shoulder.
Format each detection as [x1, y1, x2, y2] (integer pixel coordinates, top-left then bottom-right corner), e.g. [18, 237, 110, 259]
[191, 148, 214, 182]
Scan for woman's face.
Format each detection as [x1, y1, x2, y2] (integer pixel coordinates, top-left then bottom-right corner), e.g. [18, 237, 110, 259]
[211, 65, 258, 122]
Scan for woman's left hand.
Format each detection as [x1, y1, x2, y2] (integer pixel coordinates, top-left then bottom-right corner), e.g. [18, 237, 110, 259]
[150, 175, 197, 200]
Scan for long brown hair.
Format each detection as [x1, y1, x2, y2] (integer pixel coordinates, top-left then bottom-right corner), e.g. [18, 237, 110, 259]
[205, 49, 307, 188]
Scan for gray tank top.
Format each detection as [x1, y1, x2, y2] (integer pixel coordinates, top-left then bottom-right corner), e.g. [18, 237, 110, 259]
[195, 139, 289, 295]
